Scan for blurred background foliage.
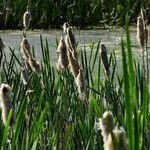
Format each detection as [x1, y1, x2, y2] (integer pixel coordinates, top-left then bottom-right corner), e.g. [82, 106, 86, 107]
[0, 0, 150, 29]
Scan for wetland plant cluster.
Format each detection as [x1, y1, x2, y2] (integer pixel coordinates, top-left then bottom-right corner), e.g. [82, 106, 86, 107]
[0, 5, 149, 150]
[0, 0, 150, 29]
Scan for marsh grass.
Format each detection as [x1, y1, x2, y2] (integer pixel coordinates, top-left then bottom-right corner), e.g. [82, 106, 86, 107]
[0, 0, 150, 29]
[0, 26, 150, 150]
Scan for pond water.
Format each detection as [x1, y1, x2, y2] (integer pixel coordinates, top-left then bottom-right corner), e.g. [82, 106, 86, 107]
[0, 27, 149, 65]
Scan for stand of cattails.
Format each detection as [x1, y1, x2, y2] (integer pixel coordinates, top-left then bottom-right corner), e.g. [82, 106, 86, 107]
[100, 44, 110, 79]
[57, 22, 86, 101]
[137, 8, 149, 82]
[99, 111, 128, 150]
[0, 83, 15, 128]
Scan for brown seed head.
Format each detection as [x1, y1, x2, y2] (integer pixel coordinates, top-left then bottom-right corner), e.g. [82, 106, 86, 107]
[68, 50, 80, 78]
[57, 36, 69, 70]
[99, 111, 115, 141]
[28, 57, 41, 72]
[23, 6, 31, 30]
[0, 83, 15, 127]
[75, 68, 85, 96]
[101, 44, 110, 78]
[112, 127, 128, 150]
[20, 38, 32, 60]
[141, 8, 147, 23]
[62, 22, 70, 34]
[66, 27, 77, 52]
[137, 16, 145, 48]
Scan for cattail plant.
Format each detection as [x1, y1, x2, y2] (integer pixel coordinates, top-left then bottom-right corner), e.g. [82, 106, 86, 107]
[56, 36, 69, 70]
[100, 44, 110, 79]
[21, 67, 30, 85]
[67, 49, 80, 78]
[66, 26, 77, 52]
[27, 56, 41, 73]
[75, 68, 85, 96]
[137, 16, 145, 74]
[99, 111, 128, 150]
[0, 83, 15, 128]
[20, 37, 32, 60]
[137, 16, 145, 49]
[62, 22, 70, 34]
[0, 38, 5, 65]
[23, 6, 31, 32]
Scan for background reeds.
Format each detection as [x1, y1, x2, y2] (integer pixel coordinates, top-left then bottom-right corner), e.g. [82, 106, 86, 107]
[0, 0, 150, 29]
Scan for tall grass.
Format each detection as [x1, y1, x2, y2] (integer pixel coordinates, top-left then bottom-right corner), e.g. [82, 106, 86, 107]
[0, 0, 150, 29]
[0, 27, 150, 149]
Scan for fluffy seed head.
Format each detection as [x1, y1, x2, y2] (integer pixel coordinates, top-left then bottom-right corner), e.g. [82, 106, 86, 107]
[21, 67, 30, 85]
[137, 16, 145, 48]
[20, 38, 32, 60]
[101, 44, 110, 78]
[56, 36, 69, 70]
[23, 6, 31, 30]
[99, 111, 114, 140]
[68, 50, 80, 78]
[0, 83, 15, 127]
[75, 68, 85, 96]
[104, 134, 114, 150]
[28, 57, 41, 73]
[66, 27, 77, 52]
[112, 126, 128, 150]
[141, 8, 147, 22]
[62, 22, 70, 34]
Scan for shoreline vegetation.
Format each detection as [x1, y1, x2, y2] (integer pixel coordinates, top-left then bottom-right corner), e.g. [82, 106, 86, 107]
[0, 2, 149, 150]
[0, 0, 150, 29]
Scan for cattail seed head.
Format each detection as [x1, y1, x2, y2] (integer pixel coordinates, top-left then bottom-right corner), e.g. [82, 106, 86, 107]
[68, 50, 80, 78]
[0, 38, 6, 52]
[62, 22, 70, 34]
[99, 111, 114, 141]
[21, 67, 30, 85]
[100, 44, 110, 78]
[28, 57, 41, 73]
[20, 38, 32, 60]
[137, 16, 145, 48]
[66, 27, 77, 52]
[104, 134, 115, 150]
[112, 126, 128, 150]
[56, 36, 69, 70]
[75, 68, 85, 96]
[141, 8, 147, 23]
[0, 83, 15, 127]
[23, 6, 31, 30]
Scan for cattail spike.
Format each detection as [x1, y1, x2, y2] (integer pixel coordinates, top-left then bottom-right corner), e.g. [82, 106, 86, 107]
[68, 50, 80, 78]
[75, 68, 85, 96]
[137, 16, 145, 48]
[67, 27, 77, 52]
[0, 83, 15, 128]
[23, 6, 31, 31]
[20, 37, 32, 60]
[56, 36, 69, 70]
[100, 44, 110, 78]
